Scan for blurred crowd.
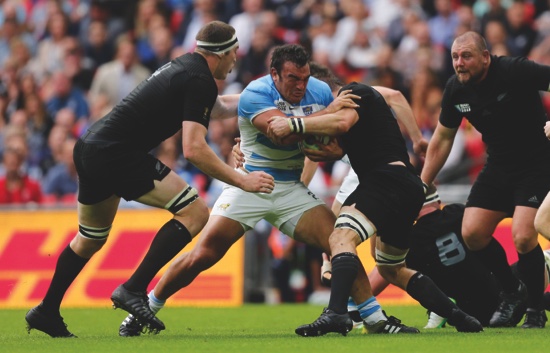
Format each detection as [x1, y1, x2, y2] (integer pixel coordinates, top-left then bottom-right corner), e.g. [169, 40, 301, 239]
[1, 0, 550, 210]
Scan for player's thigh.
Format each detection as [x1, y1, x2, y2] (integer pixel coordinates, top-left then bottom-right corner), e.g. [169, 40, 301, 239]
[191, 215, 247, 262]
[535, 192, 550, 240]
[293, 204, 336, 251]
[462, 207, 507, 243]
[78, 195, 121, 228]
[138, 171, 209, 234]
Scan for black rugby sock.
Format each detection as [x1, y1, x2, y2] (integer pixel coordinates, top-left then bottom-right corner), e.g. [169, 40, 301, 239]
[327, 252, 359, 314]
[472, 238, 519, 292]
[406, 272, 456, 318]
[42, 245, 88, 314]
[124, 219, 192, 292]
[517, 244, 545, 309]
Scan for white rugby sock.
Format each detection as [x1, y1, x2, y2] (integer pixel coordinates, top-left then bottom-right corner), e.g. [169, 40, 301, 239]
[148, 290, 166, 314]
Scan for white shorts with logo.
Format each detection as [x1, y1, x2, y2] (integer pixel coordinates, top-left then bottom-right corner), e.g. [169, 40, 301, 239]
[210, 180, 325, 237]
[335, 167, 359, 204]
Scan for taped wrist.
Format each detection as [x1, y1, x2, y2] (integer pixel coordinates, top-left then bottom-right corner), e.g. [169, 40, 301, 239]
[288, 117, 305, 134]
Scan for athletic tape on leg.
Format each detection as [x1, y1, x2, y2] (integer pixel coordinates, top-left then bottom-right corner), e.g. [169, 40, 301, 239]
[335, 212, 376, 242]
[375, 248, 408, 266]
[165, 185, 199, 214]
[78, 224, 111, 240]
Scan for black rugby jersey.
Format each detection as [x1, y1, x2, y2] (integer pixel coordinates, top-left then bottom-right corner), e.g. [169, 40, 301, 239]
[440, 56, 550, 169]
[85, 53, 218, 152]
[339, 82, 413, 177]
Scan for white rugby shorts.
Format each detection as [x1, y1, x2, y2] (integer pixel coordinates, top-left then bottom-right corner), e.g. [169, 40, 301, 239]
[210, 180, 325, 237]
[335, 167, 359, 204]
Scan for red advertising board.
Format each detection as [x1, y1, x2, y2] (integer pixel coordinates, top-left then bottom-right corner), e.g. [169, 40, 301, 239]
[0, 210, 547, 307]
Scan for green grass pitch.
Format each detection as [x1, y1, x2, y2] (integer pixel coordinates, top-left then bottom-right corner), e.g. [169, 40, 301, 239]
[2, 304, 546, 353]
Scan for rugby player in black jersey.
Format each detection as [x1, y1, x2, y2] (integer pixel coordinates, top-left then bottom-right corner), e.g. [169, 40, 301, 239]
[421, 31, 550, 328]
[268, 63, 483, 335]
[25, 21, 274, 338]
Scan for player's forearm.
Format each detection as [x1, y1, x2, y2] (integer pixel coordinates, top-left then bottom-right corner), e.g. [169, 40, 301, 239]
[421, 136, 454, 185]
[211, 94, 240, 120]
[184, 142, 244, 189]
[390, 95, 423, 144]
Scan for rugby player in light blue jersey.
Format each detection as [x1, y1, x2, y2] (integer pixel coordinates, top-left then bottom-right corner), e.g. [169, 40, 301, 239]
[118, 44, 407, 337]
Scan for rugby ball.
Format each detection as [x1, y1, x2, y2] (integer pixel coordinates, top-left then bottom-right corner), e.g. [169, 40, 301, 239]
[298, 135, 330, 151]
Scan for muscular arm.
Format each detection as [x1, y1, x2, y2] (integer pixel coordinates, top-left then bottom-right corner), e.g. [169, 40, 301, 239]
[182, 121, 247, 189]
[211, 94, 240, 120]
[420, 122, 458, 185]
[373, 86, 428, 157]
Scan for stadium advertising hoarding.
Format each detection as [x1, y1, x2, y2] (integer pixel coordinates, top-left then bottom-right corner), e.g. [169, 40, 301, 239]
[0, 209, 243, 308]
[0, 209, 546, 308]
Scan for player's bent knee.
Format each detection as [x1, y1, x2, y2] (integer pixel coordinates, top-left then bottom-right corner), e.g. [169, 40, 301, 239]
[375, 248, 407, 282]
[74, 224, 111, 256]
[334, 212, 376, 243]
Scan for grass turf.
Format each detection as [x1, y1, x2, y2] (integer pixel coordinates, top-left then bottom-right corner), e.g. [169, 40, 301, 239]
[2, 304, 546, 353]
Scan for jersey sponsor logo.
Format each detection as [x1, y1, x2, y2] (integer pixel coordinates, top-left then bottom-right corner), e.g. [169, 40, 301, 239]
[276, 100, 288, 113]
[528, 195, 539, 203]
[217, 203, 231, 211]
[454, 103, 471, 113]
[202, 107, 209, 120]
[302, 106, 313, 115]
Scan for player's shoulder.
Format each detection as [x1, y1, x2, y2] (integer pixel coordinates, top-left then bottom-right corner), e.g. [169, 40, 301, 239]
[342, 81, 373, 95]
[243, 75, 276, 96]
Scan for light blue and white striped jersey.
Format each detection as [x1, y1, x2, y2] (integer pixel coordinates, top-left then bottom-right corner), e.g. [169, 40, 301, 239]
[238, 74, 333, 182]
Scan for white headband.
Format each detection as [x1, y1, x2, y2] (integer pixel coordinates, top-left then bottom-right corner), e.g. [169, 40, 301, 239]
[196, 34, 238, 54]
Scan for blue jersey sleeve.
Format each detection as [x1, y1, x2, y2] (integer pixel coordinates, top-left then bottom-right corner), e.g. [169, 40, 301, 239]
[238, 78, 278, 120]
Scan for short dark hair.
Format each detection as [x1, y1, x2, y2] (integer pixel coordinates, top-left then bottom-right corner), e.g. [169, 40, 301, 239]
[309, 61, 343, 91]
[270, 44, 310, 74]
[196, 21, 236, 44]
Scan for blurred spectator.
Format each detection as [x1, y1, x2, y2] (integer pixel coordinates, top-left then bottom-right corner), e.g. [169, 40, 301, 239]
[428, 0, 460, 50]
[42, 123, 70, 173]
[504, 0, 537, 56]
[77, 0, 127, 49]
[177, 0, 221, 53]
[29, 11, 71, 82]
[484, 19, 509, 53]
[0, 12, 36, 69]
[134, 2, 170, 65]
[229, 0, 265, 57]
[52, 107, 78, 138]
[89, 36, 150, 112]
[82, 20, 115, 71]
[0, 130, 43, 205]
[142, 25, 174, 72]
[329, 0, 371, 77]
[22, 92, 52, 175]
[41, 137, 77, 202]
[0, 0, 26, 27]
[392, 20, 445, 86]
[234, 16, 276, 89]
[62, 37, 95, 92]
[45, 70, 89, 123]
[310, 14, 337, 68]
[475, 0, 508, 34]
[385, 2, 427, 50]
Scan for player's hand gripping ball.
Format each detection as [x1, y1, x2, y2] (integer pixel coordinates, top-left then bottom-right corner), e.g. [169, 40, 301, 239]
[298, 135, 330, 152]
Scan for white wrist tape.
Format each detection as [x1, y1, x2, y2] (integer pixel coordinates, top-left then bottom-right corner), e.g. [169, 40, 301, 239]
[288, 117, 305, 134]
